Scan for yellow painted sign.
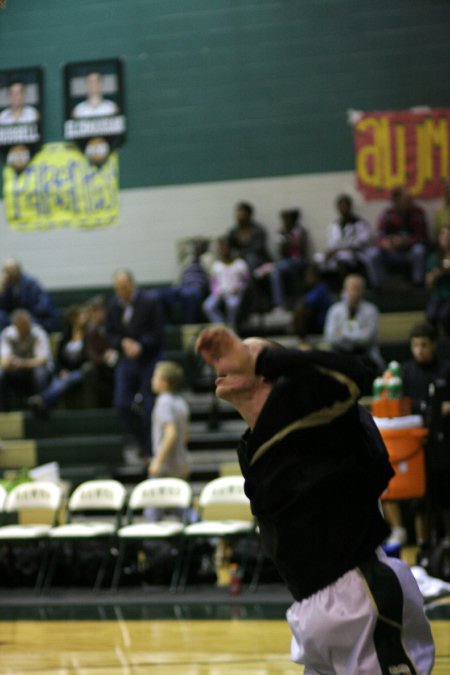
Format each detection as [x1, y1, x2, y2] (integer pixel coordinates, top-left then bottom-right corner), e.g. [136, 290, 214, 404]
[3, 142, 119, 231]
[352, 108, 450, 199]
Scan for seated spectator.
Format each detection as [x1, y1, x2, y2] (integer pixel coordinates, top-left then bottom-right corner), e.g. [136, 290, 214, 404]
[382, 322, 450, 562]
[0, 259, 58, 332]
[0, 309, 53, 411]
[433, 177, 450, 236]
[226, 201, 272, 273]
[227, 202, 274, 317]
[292, 264, 334, 343]
[374, 187, 430, 287]
[255, 208, 309, 310]
[84, 295, 118, 407]
[27, 304, 90, 416]
[314, 194, 379, 289]
[425, 225, 450, 336]
[157, 239, 210, 324]
[324, 274, 385, 383]
[202, 238, 250, 326]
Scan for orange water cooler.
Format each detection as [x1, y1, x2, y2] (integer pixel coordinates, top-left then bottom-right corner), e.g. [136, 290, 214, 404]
[374, 418, 428, 501]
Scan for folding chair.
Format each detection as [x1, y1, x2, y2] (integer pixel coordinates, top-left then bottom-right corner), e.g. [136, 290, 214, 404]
[43, 479, 127, 590]
[0, 481, 62, 591]
[111, 477, 192, 591]
[177, 475, 255, 591]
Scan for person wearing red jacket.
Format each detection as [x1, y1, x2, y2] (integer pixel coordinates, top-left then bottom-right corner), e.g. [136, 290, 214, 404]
[375, 187, 430, 287]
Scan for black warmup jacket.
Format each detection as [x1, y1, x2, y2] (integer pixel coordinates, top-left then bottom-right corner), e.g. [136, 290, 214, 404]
[237, 347, 393, 601]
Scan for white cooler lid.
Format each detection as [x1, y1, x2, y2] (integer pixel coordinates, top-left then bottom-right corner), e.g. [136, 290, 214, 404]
[373, 414, 424, 430]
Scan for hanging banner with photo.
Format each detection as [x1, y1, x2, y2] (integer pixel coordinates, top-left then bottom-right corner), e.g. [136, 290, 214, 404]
[351, 108, 450, 200]
[0, 66, 43, 172]
[3, 142, 119, 231]
[63, 58, 126, 167]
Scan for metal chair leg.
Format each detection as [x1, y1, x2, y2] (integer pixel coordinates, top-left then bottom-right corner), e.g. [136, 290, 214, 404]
[41, 541, 60, 592]
[176, 538, 195, 592]
[110, 539, 127, 591]
[93, 540, 113, 591]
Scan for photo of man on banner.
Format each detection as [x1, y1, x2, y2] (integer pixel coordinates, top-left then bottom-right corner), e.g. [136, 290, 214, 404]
[64, 58, 125, 167]
[0, 67, 43, 172]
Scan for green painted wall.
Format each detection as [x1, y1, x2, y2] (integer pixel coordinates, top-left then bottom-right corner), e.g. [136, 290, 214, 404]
[0, 0, 449, 189]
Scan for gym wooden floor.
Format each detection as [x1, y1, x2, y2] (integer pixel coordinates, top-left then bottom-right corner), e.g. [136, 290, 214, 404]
[1, 597, 449, 674]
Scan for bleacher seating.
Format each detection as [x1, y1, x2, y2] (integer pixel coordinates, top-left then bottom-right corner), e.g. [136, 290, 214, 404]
[0, 279, 436, 506]
[0, 279, 443, 592]
[0, 392, 244, 496]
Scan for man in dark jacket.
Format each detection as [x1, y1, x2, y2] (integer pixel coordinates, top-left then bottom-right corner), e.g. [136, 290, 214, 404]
[196, 326, 434, 674]
[106, 269, 164, 455]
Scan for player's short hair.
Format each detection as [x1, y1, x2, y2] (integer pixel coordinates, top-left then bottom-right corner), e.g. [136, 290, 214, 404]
[261, 338, 285, 350]
[155, 361, 184, 391]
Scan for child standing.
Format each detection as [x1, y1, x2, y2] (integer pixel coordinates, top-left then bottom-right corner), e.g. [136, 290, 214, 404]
[149, 361, 191, 480]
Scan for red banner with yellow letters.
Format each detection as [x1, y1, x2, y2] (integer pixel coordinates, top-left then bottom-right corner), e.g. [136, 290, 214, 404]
[352, 108, 450, 200]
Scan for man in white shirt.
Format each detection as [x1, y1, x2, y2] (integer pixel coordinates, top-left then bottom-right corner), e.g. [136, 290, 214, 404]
[72, 71, 118, 119]
[0, 80, 39, 124]
[0, 309, 52, 410]
[324, 274, 385, 384]
[315, 194, 380, 289]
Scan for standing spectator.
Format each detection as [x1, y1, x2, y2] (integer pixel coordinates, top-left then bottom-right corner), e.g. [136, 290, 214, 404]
[315, 194, 379, 289]
[106, 270, 165, 456]
[324, 274, 385, 382]
[425, 225, 450, 336]
[84, 295, 118, 407]
[0, 259, 58, 332]
[202, 238, 250, 326]
[148, 361, 191, 480]
[383, 322, 450, 563]
[0, 309, 53, 411]
[226, 202, 272, 273]
[27, 304, 90, 416]
[375, 187, 430, 286]
[292, 264, 334, 343]
[433, 177, 450, 236]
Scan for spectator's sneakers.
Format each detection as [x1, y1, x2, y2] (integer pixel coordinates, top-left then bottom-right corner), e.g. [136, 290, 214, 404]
[415, 543, 431, 571]
[385, 526, 407, 547]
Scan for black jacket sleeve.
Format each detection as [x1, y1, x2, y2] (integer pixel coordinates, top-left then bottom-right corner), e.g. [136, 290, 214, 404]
[255, 347, 372, 397]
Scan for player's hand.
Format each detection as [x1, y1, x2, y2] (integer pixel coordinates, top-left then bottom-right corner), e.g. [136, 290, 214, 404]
[195, 327, 253, 375]
[441, 401, 450, 416]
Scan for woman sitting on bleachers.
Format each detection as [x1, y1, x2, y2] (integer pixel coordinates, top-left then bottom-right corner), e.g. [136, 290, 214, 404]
[27, 304, 90, 416]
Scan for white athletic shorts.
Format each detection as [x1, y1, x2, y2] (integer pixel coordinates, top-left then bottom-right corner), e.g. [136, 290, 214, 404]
[286, 547, 435, 675]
